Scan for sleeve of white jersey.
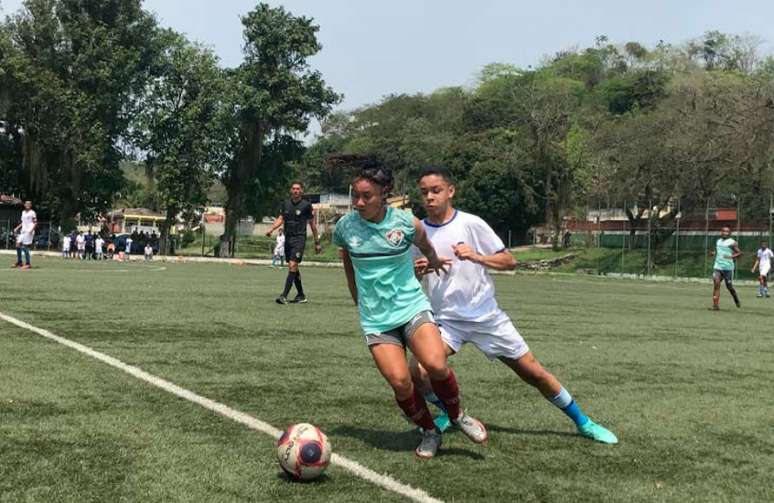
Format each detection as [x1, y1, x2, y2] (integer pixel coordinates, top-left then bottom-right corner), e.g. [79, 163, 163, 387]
[469, 215, 506, 256]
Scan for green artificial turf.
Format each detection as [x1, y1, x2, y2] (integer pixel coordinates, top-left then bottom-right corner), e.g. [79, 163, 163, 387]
[1, 257, 772, 502]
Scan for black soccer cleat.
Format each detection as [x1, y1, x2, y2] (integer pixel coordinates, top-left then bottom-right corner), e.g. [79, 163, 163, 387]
[293, 294, 308, 304]
[276, 296, 290, 305]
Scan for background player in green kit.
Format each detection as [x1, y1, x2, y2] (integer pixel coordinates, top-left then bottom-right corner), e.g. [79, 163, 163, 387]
[266, 181, 321, 304]
[334, 162, 488, 459]
[710, 226, 742, 310]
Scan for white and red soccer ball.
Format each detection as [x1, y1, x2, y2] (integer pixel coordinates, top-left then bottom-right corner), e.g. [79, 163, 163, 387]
[276, 423, 331, 480]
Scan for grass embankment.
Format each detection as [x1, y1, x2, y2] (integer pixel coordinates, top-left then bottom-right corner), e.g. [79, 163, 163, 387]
[515, 247, 762, 280]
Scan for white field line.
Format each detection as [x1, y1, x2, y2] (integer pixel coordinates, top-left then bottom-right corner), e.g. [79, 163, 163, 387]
[0, 311, 444, 503]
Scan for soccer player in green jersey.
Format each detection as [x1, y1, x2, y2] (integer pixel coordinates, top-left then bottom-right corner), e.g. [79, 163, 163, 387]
[711, 226, 742, 310]
[334, 161, 488, 459]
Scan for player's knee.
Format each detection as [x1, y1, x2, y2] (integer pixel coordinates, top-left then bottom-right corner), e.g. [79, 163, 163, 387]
[408, 357, 426, 380]
[422, 359, 449, 381]
[388, 375, 414, 398]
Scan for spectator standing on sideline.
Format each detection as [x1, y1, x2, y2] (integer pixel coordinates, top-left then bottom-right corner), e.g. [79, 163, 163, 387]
[144, 243, 153, 261]
[95, 235, 105, 260]
[76, 232, 86, 260]
[62, 234, 71, 259]
[272, 229, 286, 267]
[84, 231, 94, 260]
[125, 235, 133, 255]
[12, 200, 37, 269]
[69, 231, 78, 258]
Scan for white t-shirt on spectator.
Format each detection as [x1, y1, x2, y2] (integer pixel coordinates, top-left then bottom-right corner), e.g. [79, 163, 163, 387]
[19, 209, 36, 245]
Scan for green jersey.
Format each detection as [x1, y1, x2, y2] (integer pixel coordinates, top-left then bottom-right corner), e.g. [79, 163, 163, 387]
[334, 207, 431, 335]
[714, 238, 737, 271]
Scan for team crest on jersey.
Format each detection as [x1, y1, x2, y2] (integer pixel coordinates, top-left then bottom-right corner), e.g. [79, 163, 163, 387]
[386, 229, 404, 247]
[295, 209, 301, 215]
[348, 235, 363, 248]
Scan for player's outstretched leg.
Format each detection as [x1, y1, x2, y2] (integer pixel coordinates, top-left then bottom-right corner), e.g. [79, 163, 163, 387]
[370, 343, 442, 459]
[501, 352, 618, 444]
[409, 324, 487, 444]
[292, 270, 307, 303]
[711, 274, 722, 310]
[724, 275, 741, 308]
[13, 244, 23, 268]
[22, 246, 31, 268]
[276, 261, 299, 304]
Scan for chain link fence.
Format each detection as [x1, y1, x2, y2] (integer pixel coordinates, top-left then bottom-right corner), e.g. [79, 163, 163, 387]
[559, 194, 774, 280]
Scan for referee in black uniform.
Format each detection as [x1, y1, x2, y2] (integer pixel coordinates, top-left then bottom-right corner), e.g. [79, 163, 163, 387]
[266, 181, 321, 304]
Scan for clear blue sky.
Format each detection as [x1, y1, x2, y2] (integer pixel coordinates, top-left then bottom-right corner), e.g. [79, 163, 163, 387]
[2, 0, 772, 113]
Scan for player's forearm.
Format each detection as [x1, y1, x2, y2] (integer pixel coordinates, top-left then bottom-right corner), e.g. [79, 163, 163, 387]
[475, 252, 517, 271]
[268, 217, 283, 234]
[341, 250, 358, 304]
[309, 221, 320, 242]
[414, 227, 439, 263]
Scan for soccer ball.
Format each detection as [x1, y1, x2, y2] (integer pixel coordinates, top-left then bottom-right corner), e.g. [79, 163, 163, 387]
[276, 423, 331, 480]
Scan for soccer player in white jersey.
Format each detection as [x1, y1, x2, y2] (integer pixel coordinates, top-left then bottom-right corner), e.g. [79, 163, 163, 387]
[751, 240, 773, 298]
[12, 201, 36, 269]
[409, 167, 618, 444]
[62, 234, 71, 259]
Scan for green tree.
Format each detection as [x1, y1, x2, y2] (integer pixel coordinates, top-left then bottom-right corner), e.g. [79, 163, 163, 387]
[134, 31, 227, 254]
[219, 4, 339, 256]
[0, 0, 160, 227]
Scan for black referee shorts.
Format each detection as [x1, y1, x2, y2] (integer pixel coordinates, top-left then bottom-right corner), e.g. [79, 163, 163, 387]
[285, 237, 306, 264]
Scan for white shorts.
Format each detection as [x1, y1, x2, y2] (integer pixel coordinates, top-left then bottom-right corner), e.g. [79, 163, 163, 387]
[438, 310, 529, 361]
[760, 263, 771, 277]
[17, 232, 33, 246]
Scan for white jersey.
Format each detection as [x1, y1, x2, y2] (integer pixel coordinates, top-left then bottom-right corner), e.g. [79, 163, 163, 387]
[757, 248, 773, 266]
[95, 238, 105, 253]
[417, 210, 507, 322]
[757, 248, 773, 273]
[18, 209, 36, 244]
[275, 234, 286, 255]
[76, 234, 86, 250]
[21, 209, 36, 233]
[62, 236, 71, 251]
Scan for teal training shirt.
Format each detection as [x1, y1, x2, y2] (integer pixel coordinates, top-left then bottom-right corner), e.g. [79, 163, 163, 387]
[714, 237, 737, 271]
[334, 207, 431, 335]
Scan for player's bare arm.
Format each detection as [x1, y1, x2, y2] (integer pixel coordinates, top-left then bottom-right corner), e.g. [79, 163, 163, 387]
[309, 209, 321, 253]
[730, 244, 742, 259]
[339, 248, 358, 304]
[452, 243, 516, 271]
[265, 215, 284, 236]
[413, 218, 451, 274]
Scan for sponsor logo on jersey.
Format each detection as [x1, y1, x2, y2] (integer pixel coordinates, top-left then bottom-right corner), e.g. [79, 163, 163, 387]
[386, 229, 404, 247]
[348, 236, 363, 248]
